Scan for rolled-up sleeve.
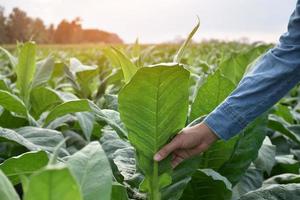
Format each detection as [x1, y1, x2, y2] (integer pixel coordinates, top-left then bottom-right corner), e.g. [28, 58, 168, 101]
[204, 0, 300, 140]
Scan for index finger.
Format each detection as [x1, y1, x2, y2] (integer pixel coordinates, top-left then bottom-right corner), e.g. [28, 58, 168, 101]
[154, 136, 182, 161]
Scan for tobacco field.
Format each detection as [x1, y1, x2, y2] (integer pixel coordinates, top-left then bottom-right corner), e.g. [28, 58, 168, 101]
[1, 24, 300, 200]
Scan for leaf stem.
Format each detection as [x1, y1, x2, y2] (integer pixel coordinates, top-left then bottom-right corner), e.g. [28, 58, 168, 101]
[150, 161, 160, 200]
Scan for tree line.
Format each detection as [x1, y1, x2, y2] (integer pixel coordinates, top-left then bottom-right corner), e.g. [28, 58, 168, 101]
[0, 7, 123, 44]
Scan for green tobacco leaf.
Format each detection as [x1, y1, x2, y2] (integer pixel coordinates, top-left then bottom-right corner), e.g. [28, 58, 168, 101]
[30, 87, 63, 118]
[232, 165, 263, 200]
[0, 110, 27, 128]
[32, 56, 54, 89]
[75, 112, 94, 141]
[24, 165, 83, 200]
[263, 173, 300, 187]
[218, 116, 267, 185]
[67, 142, 112, 200]
[195, 116, 266, 188]
[219, 44, 268, 85]
[273, 104, 294, 124]
[161, 156, 202, 200]
[198, 137, 239, 170]
[181, 169, 232, 200]
[100, 129, 135, 181]
[0, 90, 27, 116]
[111, 183, 129, 200]
[103, 48, 121, 68]
[44, 100, 91, 125]
[0, 46, 18, 68]
[68, 58, 99, 98]
[271, 155, 300, 176]
[0, 151, 48, 185]
[0, 78, 11, 92]
[43, 99, 127, 139]
[0, 127, 64, 153]
[89, 103, 128, 139]
[190, 70, 235, 121]
[254, 137, 276, 175]
[119, 65, 190, 199]
[268, 114, 300, 145]
[69, 57, 97, 73]
[0, 170, 20, 200]
[173, 17, 200, 63]
[111, 47, 138, 83]
[239, 184, 300, 200]
[16, 42, 37, 106]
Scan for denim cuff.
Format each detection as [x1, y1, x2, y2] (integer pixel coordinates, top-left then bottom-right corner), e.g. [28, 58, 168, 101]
[203, 101, 248, 140]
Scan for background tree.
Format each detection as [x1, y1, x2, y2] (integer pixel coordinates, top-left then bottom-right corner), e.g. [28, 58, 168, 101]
[27, 18, 48, 43]
[0, 6, 8, 44]
[0, 6, 123, 44]
[6, 8, 31, 43]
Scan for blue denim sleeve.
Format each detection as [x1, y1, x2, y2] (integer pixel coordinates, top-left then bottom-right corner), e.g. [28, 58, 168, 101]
[204, 0, 300, 140]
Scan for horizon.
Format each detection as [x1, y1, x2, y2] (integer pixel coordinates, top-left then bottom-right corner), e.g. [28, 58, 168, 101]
[0, 0, 297, 44]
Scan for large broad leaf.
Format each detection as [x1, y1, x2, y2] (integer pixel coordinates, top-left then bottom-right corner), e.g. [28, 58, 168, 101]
[161, 156, 202, 200]
[254, 137, 276, 175]
[0, 90, 27, 116]
[238, 184, 300, 200]
[67, 58, 99, 98]
[24, 165, 83, 200]
[0, 46, 18, 68]
[232, 165, 263, 200]
[32, 56, 54, 89]
[118, 65, 190, 199]
[44, 100, 91, 125]
[218, 117, 267, 185]
[219, 44, 268, 85]
[0, 78, 11, 92]
[271, 155, 300, 176]
[111, 183, 129, 200]
[100, 128, 135, 182]
[90, 103, 128, 139]
[263, 173, 300, 187]
[111, 48, 138, 83]
[16, 42, 36, 106]
[67, 141, 112, 200]
[43, 100, 127, 139]
[181, 169, 232, 200]
[268, 114, 300, 145]
[75, 112, 95, 141]
[0, 127, 64, 153]
[0, 170, 20, 200]
[30, 87, 63, 118]
[193, 116, 266, 188]
[0, 151, 48, 185]
[0, 110, 27, 128]
[190, 70, 235, 121]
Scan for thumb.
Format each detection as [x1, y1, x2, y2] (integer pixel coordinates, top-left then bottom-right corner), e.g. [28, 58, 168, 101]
[154, 136, 182, 161]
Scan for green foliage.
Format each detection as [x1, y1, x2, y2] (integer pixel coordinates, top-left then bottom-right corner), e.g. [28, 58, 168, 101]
[119, 65, 190, 199]
[0, 151, 48, 185]
[0, 170, 20, 200]
[181, 169, 232, 200]
[16, 42, 36, 106]
[0, 36, 298, 200]
[67, 142, 112, 200]
[24, 165, 83, 200]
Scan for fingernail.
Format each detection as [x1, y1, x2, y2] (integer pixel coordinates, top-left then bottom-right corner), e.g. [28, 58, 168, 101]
[154, 154, 162, 161]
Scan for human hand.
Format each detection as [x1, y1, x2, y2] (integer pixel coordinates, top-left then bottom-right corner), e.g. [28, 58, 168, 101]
[154, 122, 219, 168]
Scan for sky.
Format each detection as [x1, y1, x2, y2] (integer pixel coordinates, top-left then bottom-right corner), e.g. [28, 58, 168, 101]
[0, 0, 297, 43]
